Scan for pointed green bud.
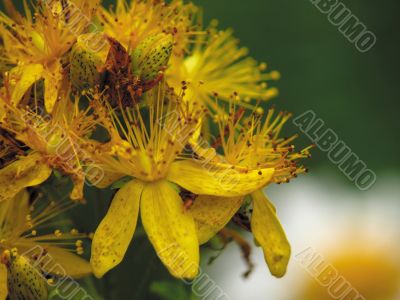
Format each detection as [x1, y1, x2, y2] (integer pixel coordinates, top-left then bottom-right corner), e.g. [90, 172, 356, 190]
[70, 32, 110, 91]
[2, 250, 48, 300]
[131, 33, 174, 82]
[30, 30, 46, 54]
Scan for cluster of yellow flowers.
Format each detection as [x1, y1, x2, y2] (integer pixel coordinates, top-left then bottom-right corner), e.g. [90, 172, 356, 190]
[0, 0, 311, 298]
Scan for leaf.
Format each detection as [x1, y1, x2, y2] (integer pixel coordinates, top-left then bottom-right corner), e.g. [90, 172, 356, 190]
[150, 281, 192, 300]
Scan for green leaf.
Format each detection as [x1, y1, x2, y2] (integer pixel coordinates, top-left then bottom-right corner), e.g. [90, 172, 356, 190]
[150, 281, 191, 300]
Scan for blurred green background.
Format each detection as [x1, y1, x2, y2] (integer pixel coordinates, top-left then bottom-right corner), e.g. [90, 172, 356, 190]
[189, 0, 400, 177]
[2, 0, 399, 299]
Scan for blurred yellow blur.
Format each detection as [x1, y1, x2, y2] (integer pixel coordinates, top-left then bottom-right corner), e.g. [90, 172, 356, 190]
[301, 246, 400, 300]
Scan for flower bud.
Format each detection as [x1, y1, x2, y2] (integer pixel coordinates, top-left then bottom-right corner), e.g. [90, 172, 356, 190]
[30, 30, 46, 53]
[2, 250, 48, 300]
[131, 33, 174, 82]
[70, 32, 110, 91]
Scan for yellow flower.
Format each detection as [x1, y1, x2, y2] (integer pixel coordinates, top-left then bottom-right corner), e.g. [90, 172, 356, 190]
[89, 84, 275, 279]
[0, 189, 91, 300]
[0, 0, 100, 112]
[97, 0, 199, 56]
[167, 24, 280, 112]
[0, 0, 313, 287]
[0, 85, 98, 201]
[188, 105, 311, 278]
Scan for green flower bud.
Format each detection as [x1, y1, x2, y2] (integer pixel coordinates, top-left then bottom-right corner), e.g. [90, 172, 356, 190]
[70, 33, 110, 91]
[3, 250, 48, 300]
[30, 30, 46, 54]
[131, 33, 174, 82]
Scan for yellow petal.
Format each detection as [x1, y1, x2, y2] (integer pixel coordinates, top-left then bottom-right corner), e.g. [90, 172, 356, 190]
[10, 64, 43, 106]
[17, 245, 91, 279]
[44, 246, 92, 278]
[13, 190, 30, 226]
[191, 196, 243, 244]
[0, 189, 30, 236]
[91, 179, 144, 278]
[0, 264, 7, 300]
[141, 180, 199, 279]
[43, 60, 63, 113]
[87, 169, 124, 189]
[251, 190, 291, 278]
[0, 153, 52, 202]
[167, 160, 274, 197]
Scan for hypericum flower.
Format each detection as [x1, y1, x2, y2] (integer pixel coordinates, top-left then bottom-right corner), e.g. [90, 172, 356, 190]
[0, 189, 91, 299]
[0, 0, 99, 112]
[97, 0, 199, 56]
[89, 84, 275, 279]
[188, 105, 312, 277]
[167, 25, 280, 112]
[0, 83, 98, 201]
